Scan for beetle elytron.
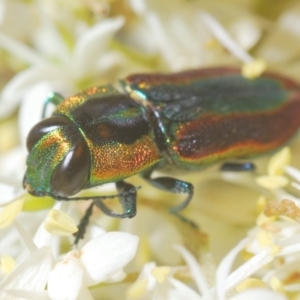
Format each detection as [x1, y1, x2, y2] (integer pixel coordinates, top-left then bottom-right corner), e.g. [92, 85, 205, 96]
[23, 67, 300, 241]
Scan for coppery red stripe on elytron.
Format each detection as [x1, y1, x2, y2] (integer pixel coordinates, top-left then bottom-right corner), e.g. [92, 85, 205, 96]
[175, 98, 300, 159]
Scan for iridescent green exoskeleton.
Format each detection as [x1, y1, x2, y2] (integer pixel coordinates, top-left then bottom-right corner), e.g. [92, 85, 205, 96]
[23, 67, 300, 243]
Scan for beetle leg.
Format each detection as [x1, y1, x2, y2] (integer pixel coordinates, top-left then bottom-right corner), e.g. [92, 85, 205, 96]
[116, 181, 137, 217]
[55, 184, 139, 218]
[93, 181, 137, 218]
[56, 183, 138, 219]
[74, 201, 95, 244]
[55, 185, 139, 244]
[42, 92, 64, 118]
[73, 186, 136, 244]
[220, 162, 256, 172]
[141, 169, 195, 226]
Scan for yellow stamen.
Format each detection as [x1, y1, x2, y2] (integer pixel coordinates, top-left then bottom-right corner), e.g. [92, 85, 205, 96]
[126, 278, 148, 299]
[151, 266, 171, 283]
[270, 276, 285, 294]
[256, 175, 289, 189]
[241, 59, 267, 79]
[236, 278, 268, 292]
[0, 255, 16, 274]
[44, 209, 78, 236]
[268, 147, 291, 176]
[0, 198, 24, 229]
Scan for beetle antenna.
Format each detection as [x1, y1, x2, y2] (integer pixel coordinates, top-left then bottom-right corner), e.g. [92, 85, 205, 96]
[54, 185, 141, 202]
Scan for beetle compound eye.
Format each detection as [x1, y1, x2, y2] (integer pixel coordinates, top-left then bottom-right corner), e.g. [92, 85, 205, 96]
[51, 137, 91, 197]
[26, 116, 74, 151]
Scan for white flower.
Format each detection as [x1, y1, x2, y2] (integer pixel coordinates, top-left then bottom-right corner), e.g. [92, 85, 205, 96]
[127, 0, 212, 71]
[0, 247, 52, 300]
[48, 232, 139, 300]
[2, 1, 300, 299]
[0, 230, 138, 300]
[0, 1, 4, 25]
[127, 0, 265, 72]
[0, 182, 24, 206]
[128, 226, 300, 300]
[0, 5, 126, 121]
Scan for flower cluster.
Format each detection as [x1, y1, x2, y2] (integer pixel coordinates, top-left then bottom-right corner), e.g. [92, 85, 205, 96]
[1, 0, 300, 299]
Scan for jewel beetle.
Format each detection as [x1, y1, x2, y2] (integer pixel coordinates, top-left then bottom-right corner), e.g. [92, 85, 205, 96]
[23, 67, 300, 241]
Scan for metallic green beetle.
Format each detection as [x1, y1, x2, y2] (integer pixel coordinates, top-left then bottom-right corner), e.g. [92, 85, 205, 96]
[23, 67, 300, 241]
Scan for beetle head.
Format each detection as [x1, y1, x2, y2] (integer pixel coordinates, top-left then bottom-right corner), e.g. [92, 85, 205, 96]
[23, 116, 91, 198]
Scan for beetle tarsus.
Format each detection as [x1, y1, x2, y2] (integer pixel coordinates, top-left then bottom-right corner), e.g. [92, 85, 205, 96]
[142, 168, 194, 216]
[116, 181, 137, 218]
[93, 181, 138, 218]
[74, 201, 95, 245]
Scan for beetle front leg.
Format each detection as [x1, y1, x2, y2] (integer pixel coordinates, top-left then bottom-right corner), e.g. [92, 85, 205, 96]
[116, 181, 137, 217]
[74, 201, 95, 244]
[141, 168, 195, 226]
[74, 184, 136, 244]
[93, 181, 137, 218]
[56, 184, 139, 244]
[42, 92, 64, 118]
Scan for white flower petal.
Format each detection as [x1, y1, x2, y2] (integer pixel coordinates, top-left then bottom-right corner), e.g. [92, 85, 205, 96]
[10, 218, 40, 255]
[0, 1, 36, 42]
[0, 247, 52, 298]
[0, 31, 44, 66]
[215, 238, 249, 300]
[0, 146, 25, 183]
[200, 11, 253, 63]
[142, 12, 183, 70]
[0, 0, 5, 25]
[5, 289, 49, 300]
[120, 207, 182, 265]
[75, 287, 94, 300]
[18, 82, 55, 147]
[229, 19, 261, 50]
[279, 11, 300, 38]
[129, 0, 147, 14]
[47, 250, 84, 300]
[73, 17, 125, 76]
[174, 245, 210, 296]
[128, 0, 210, 70]
[80, 232, 139, 285]
[168, 278, 202, 300]
[0, 183, 24, 206]
[127, 262, 157, 298]
[285, 165, 300, 182]
[229, 288, 288, 300]
[33, 9, 70, 62]
[276, 237, 300, 256]
[105, 269, 127, 282]
[0, 66, 61, 119]
[225, 247, 275, 292]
